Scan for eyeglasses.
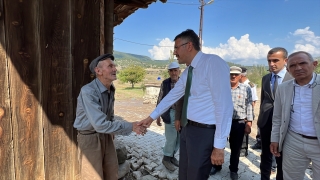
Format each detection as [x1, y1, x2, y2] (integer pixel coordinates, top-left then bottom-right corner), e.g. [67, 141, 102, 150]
[230, 74, 240, 76]
[174, 42, 189, 50]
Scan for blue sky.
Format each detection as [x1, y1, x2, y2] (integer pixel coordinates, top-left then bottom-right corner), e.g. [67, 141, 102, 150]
[114, 0, 320, 65]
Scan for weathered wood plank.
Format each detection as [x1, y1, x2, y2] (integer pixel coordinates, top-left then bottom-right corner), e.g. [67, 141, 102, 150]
[39, 0, 78, 179]
[0, 0, 14, 179]
[73, 0, 100, 178]
[4, 0, 44, 179]
[105, 0, 114, 53]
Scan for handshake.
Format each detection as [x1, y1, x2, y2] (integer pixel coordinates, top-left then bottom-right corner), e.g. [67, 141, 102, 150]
[132, 116, 154, 135]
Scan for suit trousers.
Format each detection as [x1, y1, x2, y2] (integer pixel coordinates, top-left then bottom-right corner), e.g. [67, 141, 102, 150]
[163, 109, 180, 157]
[283, 130, 320, 180]
[260, 118, 283, 180]
[179, 123, 215, 180]
[77, 133, 118, 180]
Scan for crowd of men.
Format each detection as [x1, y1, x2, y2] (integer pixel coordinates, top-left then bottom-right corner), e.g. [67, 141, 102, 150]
[73, 29, 319, 180]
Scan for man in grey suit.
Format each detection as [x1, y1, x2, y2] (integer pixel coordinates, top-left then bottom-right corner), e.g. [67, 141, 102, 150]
[257, 47, 293, 180]
[270, 51, 320, 180]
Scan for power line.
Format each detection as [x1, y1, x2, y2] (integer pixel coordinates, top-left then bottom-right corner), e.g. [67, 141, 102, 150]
[114, 37, 173, 47]
[166, 1, 198, 6]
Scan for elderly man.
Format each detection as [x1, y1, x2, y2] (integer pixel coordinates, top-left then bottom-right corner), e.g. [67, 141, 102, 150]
[156, 62, 183, 171]
[270, 51, 320, 179]
[73, 54, 145, 180]
[138, 29, 233, 180]
[211, 66, 253, 180]
[257, 47, 292, 180]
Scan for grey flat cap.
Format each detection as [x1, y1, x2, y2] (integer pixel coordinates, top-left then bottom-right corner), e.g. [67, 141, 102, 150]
[89, 53, 114, 74]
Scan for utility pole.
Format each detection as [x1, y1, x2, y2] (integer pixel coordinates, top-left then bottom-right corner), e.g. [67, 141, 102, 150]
[199, 0, 214, 50]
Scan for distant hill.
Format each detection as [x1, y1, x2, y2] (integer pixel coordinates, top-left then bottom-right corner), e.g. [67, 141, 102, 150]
[114, 51, 170, 69]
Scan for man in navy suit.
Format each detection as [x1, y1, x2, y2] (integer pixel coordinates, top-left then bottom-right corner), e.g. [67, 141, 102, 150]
[257, 47, 293, 180]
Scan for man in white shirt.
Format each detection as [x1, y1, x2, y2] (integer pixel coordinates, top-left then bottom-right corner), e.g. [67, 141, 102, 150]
[138, 29, 233, 179]
[270, 51, 320, 179]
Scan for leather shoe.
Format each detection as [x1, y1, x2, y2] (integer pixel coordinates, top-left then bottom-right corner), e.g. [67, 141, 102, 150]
[230, 172, 239, 180]
[240, 149, 248, 157]
[170, 157, 179, 167]
[250, 143, 261, 149]
[210, 166, 222, 175]
[162, 156, 175, 171]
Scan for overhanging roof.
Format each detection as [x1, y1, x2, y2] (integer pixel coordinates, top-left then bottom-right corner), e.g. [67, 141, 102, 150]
[114, 0, 167, 26]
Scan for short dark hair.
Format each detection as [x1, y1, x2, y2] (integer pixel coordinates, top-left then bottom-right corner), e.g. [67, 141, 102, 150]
[268, 47, 288, 59]
[174, 29, 201, 51]
[288, 51, 314, 62]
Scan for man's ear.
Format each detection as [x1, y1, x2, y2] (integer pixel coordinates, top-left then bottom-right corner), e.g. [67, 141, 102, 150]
[313, 60, 318, 67]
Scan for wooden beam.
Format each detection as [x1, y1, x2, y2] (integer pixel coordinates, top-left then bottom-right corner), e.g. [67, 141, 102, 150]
[114, 0, 148, 8]
[4, 0, 44, 179]
[0, 0, 14, 179]
[105, 0, 114, 53]
[39, 0, 77, 179]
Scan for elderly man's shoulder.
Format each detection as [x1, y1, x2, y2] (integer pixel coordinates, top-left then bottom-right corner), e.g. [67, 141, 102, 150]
[80, 80, 97, 94]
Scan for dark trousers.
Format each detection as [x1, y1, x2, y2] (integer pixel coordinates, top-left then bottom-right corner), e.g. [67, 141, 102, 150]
[229, 120, 246, 172]
[241, 126, 249, 153]
[260, 119, 283, 180]
[179, 123, 215, 180]
[213, 120, 245, 172]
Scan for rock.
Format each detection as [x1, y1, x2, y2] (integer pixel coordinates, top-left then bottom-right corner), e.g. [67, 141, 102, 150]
[158, 171, 167, 179]
[114, 139, 128, 164]
[141, 175, 158, 180]
[118, 161, 130, 179]
[131, 162, 140, 171]
[133, 171, 142, 179]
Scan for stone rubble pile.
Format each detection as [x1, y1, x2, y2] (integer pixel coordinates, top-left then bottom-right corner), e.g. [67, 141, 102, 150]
[115, 129, 179, 180]
[142, 94, 158, 104]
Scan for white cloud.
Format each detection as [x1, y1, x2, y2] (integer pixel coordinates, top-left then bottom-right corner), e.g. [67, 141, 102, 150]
[148, 38, 174, 60]
[148, 34, 270, 64]
[202, 34, 271, 64]
[291, 27, 320, 56]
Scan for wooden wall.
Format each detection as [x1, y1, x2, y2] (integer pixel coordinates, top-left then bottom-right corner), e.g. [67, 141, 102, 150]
[0, 0, 113, 179]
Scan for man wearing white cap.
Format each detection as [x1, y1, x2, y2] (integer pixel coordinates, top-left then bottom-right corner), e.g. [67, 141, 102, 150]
[211, 66, 253, 180]
[156, 61, 183, 171]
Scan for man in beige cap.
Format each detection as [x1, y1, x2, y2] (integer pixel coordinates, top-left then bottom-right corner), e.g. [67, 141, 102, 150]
[73, 53, 146, 180]
[156, 61, 183, 171]
[211, 66, 253, 180]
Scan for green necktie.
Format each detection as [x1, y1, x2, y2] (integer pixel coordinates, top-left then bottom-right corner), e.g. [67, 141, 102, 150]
[181, 65, 193, 127]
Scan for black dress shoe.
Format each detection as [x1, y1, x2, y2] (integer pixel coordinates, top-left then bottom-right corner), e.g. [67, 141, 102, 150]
[250, 143, 261, 149]
[210, 166, 222, 175]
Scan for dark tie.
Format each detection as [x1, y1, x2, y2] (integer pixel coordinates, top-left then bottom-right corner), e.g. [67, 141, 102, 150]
[273, 75, 278, 95]
[181, 66, 193, 127]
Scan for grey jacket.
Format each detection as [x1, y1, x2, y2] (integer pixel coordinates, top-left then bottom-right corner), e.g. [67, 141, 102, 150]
[73, 79, 132, 135]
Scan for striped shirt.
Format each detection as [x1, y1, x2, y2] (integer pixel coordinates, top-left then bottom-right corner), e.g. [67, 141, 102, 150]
[231, 83, 254, 121]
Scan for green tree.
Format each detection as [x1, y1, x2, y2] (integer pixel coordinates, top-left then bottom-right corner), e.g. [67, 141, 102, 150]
[118, 65, 146, 88]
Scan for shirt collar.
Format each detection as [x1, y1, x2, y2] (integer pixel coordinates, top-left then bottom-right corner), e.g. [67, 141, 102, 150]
[190, 51, 203, 69]
[293, 73, 316, 87]
[95, 78, 108, 93]
[272, 67, 287, 78]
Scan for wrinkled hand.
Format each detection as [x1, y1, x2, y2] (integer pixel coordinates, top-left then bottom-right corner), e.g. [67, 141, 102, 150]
[132, 122, 147, 135]
[156, 117, 162, 126]
[244, 121, 252, 134]
[270, 142, 281, 157]
[211, 148, 224, 165]
[137, 116, 154, 128]
[175, 120, 181, 132]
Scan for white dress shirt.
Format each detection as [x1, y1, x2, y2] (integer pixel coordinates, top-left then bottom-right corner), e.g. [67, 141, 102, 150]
[150, 51, 233, 149]
[242, 79, 258, 101]
[289, 73, 317, 136]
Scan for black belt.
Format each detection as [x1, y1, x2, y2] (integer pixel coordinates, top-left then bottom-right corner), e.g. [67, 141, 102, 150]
[78, 130, 97, 135]
[298, 133, 318, 140]
[232, 119, 244, 122]
[187, 120, 216, 129]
